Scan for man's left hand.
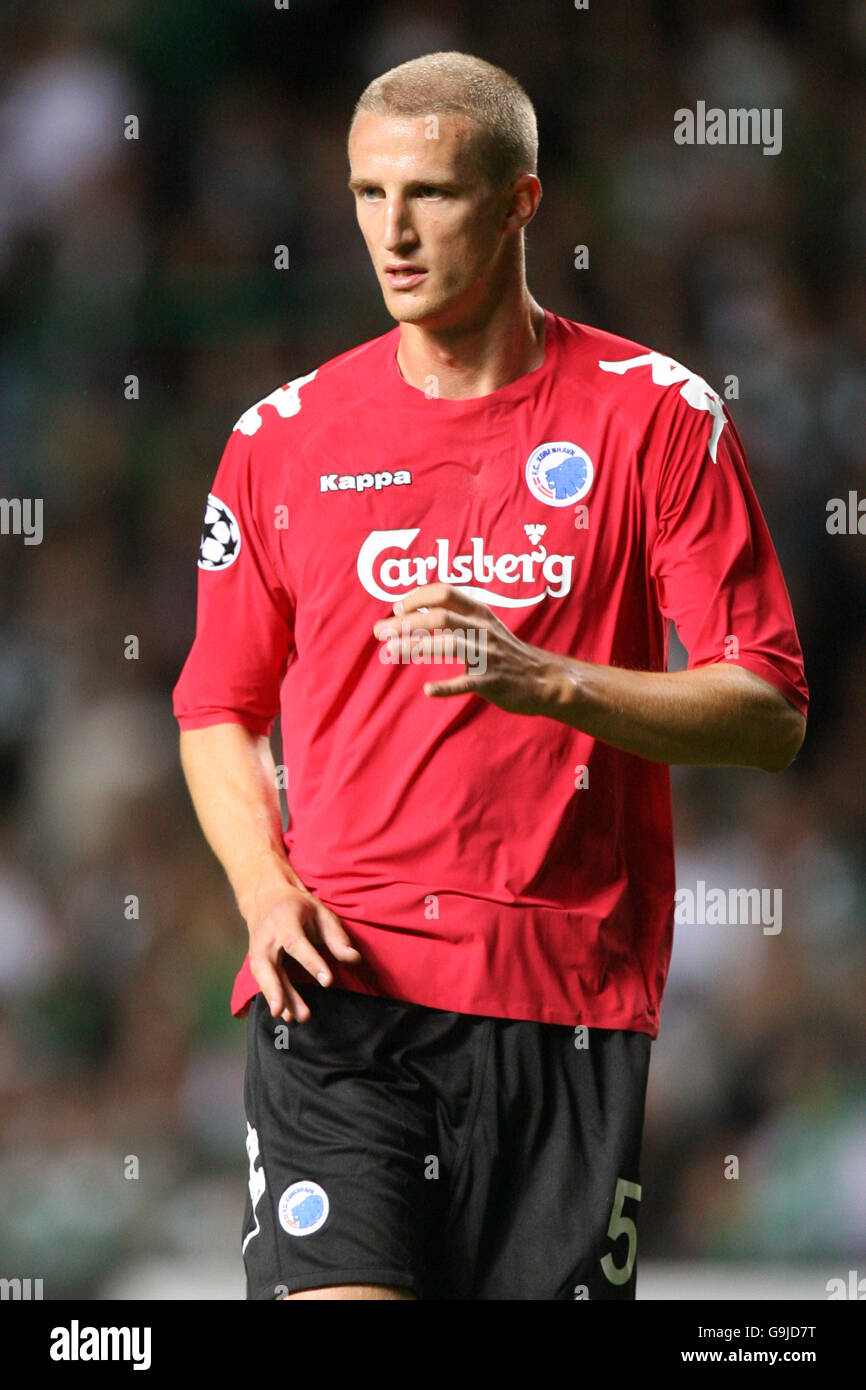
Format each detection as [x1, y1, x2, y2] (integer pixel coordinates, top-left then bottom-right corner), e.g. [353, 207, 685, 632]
[372, 583, 562, 715]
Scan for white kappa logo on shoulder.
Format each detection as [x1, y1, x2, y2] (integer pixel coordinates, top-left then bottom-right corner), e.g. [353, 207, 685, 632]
[598, 351, 727, 462]
[233, 370, 318, 436]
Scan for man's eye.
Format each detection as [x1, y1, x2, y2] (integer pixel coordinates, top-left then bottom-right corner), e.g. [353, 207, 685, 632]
[418, 187, 441, 197]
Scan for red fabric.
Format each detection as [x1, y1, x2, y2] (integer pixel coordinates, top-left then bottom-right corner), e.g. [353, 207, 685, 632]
[173, 311, 809, 1035]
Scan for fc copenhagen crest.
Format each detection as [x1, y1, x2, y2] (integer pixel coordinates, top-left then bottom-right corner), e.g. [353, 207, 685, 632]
[278, 1180, 330, 1237]
[525, 441, 594, 507]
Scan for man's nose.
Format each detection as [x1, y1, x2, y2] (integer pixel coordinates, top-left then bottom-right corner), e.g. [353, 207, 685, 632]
[382, 197, 418, 249]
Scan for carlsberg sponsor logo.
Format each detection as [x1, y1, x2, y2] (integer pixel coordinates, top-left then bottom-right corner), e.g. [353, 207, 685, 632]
[357, 528, 574, 608]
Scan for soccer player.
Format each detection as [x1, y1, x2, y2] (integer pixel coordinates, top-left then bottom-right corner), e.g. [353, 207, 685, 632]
[173, 52, 808, 1301]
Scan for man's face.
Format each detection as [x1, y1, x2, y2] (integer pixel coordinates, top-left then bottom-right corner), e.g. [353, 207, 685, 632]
[347, 112, 516, 330]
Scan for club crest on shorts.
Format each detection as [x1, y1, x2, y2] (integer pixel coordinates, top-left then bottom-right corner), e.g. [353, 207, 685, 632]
[525, 441, 594, 507]
[198, 493, 241, 570]
[278, 1180, 330, 1237]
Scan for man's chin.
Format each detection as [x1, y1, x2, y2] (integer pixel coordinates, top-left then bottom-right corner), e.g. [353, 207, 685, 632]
[381, 290, 453, 327]
[382, 292, 430, 319]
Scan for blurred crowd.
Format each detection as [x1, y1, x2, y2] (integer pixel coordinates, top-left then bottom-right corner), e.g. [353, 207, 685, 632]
[0, 0, 863, 1296]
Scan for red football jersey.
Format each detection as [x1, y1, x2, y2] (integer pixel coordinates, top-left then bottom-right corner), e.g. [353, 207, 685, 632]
[173, 310, 808, 1036]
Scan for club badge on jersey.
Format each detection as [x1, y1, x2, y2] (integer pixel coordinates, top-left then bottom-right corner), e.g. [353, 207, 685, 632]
[278, 1180, 330, 1237]
[525, 441, 594, 507]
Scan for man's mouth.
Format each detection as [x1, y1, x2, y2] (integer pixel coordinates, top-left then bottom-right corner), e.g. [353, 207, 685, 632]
[385, 264, 428, 289]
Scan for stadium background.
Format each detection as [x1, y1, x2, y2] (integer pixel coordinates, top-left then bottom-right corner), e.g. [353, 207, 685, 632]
[0, 0, 862, 1299]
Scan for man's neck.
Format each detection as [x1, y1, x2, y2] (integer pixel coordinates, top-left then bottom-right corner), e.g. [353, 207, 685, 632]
[395, 293, 547, 401]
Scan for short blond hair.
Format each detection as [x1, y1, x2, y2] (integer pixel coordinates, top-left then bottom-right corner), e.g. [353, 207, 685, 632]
[350, 51, 538, 190]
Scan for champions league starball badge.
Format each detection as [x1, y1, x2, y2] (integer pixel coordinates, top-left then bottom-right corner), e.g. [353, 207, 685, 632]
[198, 493, 242, 571]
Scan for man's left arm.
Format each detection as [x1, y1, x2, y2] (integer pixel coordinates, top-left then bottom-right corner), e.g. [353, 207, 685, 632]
[373, 589, 805, 773]
[526, 650, 806, 772]
[374, 385, 809, 773]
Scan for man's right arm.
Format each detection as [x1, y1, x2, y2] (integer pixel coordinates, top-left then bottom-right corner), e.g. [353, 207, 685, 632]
[179, 723, 362, 1022]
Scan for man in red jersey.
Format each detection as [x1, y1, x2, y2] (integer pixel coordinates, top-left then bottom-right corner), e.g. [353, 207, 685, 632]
[173, 51, 807, 1300]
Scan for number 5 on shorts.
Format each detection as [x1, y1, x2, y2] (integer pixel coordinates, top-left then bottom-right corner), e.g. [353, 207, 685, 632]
[600, 1177, 642, 1286]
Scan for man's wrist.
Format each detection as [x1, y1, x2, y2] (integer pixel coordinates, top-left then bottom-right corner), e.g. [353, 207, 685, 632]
[236, 850, 306, 923]
[533, 651, 587, 722]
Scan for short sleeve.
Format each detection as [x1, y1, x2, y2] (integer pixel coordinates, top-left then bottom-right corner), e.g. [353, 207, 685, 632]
[172, 425, 295, 735]
[647, 397, 809, 718]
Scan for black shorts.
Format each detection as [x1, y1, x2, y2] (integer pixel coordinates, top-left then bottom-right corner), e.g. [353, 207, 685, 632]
[241, 983, 652, 1301]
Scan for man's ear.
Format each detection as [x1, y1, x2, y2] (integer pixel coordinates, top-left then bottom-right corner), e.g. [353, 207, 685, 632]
[506, 173, 542, 231]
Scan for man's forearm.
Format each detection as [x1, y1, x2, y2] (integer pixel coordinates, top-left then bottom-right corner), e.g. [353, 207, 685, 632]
[179, 723, 302, 921]
[377, 584, 806, 770]
[536, 654, 806, 772]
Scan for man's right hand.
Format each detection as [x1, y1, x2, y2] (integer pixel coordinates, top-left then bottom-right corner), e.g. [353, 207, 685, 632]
[178, 725, 363, 1025]
[247, 884, 363, 1024]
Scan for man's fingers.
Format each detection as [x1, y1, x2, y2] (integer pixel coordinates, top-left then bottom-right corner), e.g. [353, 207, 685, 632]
[317, 905, 362, 961]
[375, 607, 451, 635]
[251, 954, 312, 1024]
[281, 977, 311, 1024]
[271, 954, 311, 1022]
[252, 954, 290, 1019]
[281, 931, 335, 987]
[392, 583, 489, 621]
[424, 675, 481, 698]
[375, 610, 486, 643]
[250, 894, 360, 1019]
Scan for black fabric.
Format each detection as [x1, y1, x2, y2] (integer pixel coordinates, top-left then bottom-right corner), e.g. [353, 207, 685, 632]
[241, 982, 651, 1300]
